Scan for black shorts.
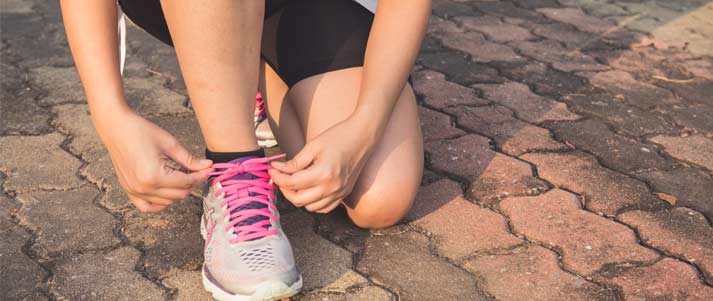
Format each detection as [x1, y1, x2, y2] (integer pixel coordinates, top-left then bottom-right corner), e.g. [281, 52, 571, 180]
[118, 0, 374, 87]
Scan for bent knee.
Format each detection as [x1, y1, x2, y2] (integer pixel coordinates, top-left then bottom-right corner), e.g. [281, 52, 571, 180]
[345, 190, 416, 230]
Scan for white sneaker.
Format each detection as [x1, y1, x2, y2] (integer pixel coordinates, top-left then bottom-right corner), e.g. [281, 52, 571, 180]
[255, 91, 278, 148]
[201, 155, 301, 301]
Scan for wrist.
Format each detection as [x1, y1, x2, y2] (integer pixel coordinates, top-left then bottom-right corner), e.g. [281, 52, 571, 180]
[347, 108, 388, 146]
[90, 100, 135, 134]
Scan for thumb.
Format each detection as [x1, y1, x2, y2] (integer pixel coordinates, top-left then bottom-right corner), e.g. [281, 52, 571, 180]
[272, 144, 317, 174]
[163, 138, 212, 171]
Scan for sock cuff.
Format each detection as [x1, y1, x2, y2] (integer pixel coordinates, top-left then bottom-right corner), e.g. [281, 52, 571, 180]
[205, 148, 265, 164]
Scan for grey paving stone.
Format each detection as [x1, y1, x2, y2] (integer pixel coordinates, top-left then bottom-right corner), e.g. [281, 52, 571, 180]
[501, 61, 587, 97]
[455, 15, 535, 42]
[282, 210, 359, 291]
[298, 285, 394, 301]
[15, 187, 120, 258]
[50, 247, 165, 300]
[547, 118, 672, 173]
[417, 51, 506, 86]
[514, 40, 609, 72]
[637, 168, 713, 221]
[29, 66, 85, 105]
[0, 133, 84, 192]
[356, 230, 489, 300]
[162, 270, 213, 301]
[438, 31, 525, 63]
[0, 91, 53, 136]
[0, 219, 49, 300]
[122, 197, 203, 279]
[584, 70, 678, 110]
[660, 104, 713, 134]
[418, 106, 465, 142]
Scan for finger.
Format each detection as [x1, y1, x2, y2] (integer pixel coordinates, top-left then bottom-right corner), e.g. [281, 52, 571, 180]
[305, 196, 340, 213]
[158, 168, 212, 189]
[315, 200, 342, 214]
[136, 193, 176, 206]
[271, 144, 318, 174]
[163, 138, 213, 171]
[269, 167, 321, 191]
[153, 188, 192, 201]
[285, 186, 329, 208]
[130, 196, 168, 213]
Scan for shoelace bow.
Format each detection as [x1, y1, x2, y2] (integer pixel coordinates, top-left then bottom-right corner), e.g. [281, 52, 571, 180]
[208, 154, 285, 243]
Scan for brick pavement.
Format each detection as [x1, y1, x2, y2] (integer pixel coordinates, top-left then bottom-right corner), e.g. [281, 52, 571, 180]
[2, 0, 713, 300]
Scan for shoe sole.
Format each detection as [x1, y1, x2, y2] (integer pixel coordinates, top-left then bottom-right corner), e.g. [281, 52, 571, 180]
[200, 215, 302, 301]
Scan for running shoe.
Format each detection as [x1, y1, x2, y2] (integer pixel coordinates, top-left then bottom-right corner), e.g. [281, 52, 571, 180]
[254, 91, 278, 148]
[201, 154, 302, 301]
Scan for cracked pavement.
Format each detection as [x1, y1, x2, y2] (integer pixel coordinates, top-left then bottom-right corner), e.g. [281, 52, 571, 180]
[2, 0, 713, 300]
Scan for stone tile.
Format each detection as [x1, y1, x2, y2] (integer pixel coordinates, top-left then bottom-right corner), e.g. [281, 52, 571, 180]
[356, 231, 488, 300]
[1, 0, 34, 13]
[454, 16, 535, 42]
[530, 22, 597, 48]
[427, 16, 465, 38]
[15, 188, 119, 258]
[656, 79, 713, 106]
[413, 195, 522, 260]
[412, 70, 489, 110]
[0, 133, 84, 192]
[431, 0, 477, 19]
[682, 58, 713, 81]
[638, 168, 713, 220]
[548, 119, 672, 172]
[52, 104, 104, 160]
[464, 246, 617, 300]
[558, 0, 628, 18]
[650, 135, 713, 171]
[122, 197, 203, 279]
[406, 179, 463, 222]
[417, 51, 506, 85]
[418, 106, 465, 142]
[437, 31, 525, 63]
[0, 219, 49, 300]
[597, 258, 713, 300]
[0, 91, 52, 136]
[81, 153, 129, 212]
[619, 208, 713, 282]
[501, 189, 660, 275]
[123, 76, 190, 116]
[473, 1, 549, 23]
[314, 206, 369, 253]
[593, 49, 692, 80]
[475, 81, 580, 123]
[585, 70, 678, 109]
[425, 135, 548, 204]
[521, 152, 665, 216]
[445, 105, 568, 156]
[29, 66, 85, 105]
[2, 14, 74, 68]
[501, 62, 587, 97]
[162, 270, 213, 301]
[148, 114, 207, 159]
[660, 104, 713, 133]
[299, 285, 394, 301]
[561, 90, 677, 137]
[537, 8, 613, 34]
[50, 247, 165, 300]
[282, 210, 357, 291]
[513, 40, 609, 72]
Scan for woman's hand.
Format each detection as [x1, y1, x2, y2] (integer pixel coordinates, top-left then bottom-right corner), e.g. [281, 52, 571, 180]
[95, 108, 213, 213]
[269, 117, 377, 213]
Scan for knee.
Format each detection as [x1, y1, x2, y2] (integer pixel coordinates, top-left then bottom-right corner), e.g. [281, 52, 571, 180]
[345, 188, 416, 230]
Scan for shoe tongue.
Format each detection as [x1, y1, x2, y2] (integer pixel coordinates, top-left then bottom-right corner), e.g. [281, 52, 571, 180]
[224, 156, 270, 238]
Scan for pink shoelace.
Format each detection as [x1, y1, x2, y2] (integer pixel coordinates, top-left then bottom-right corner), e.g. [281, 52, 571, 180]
[208, 154, 285, 243]
[255, 91, 266, 122]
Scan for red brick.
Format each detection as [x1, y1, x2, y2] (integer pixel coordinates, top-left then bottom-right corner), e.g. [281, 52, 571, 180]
[418, 106, 465, 142]
[475, 81, 580, 123]
[598, 258, 713, 300]
[521, 152, 664, 216]
[650, 135, 713, 171]
[413, 196, 522, 261]
[445, 105, 568, 156]
[513, 40, 609, 72]
[500, 189, 659, 275]
[464, 246, 616, 300]
[537, 8, 614, 34]
[412, 70, 489, 109]
[619, 208, 713, 282]
[425, 135, 548, 204]
[406, 179, 463, 222]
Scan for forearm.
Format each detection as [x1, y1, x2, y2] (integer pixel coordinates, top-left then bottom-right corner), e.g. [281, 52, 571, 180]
[60, 0, 130, 125]
[351, 0, 431, 141]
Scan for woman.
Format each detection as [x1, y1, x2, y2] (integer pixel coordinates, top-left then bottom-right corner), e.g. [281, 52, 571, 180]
[60, 0, 429, 299]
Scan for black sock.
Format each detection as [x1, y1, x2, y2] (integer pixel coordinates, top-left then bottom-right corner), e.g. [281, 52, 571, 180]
[205, 148, 265, 164]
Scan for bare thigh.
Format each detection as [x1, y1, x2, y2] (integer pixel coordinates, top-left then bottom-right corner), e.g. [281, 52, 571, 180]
[261, 65, 423, 229]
